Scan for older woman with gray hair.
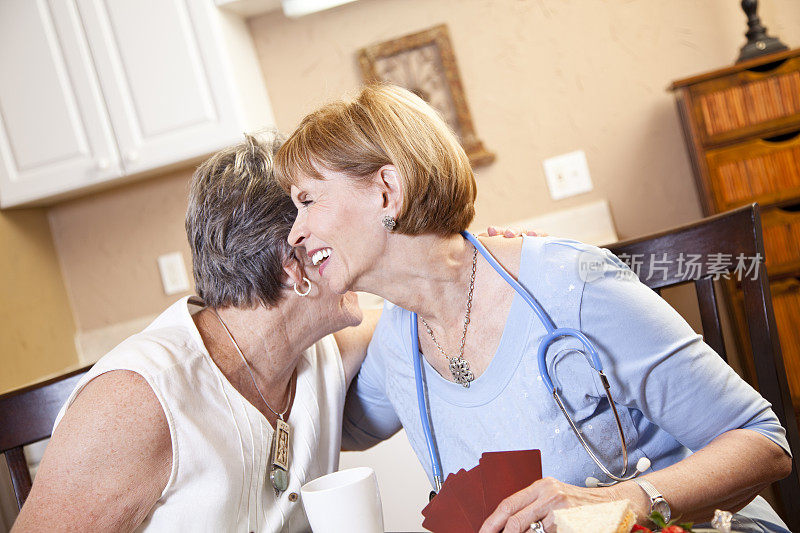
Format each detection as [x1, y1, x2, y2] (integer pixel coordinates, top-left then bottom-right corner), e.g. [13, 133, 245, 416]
[12, 133, 374, 532]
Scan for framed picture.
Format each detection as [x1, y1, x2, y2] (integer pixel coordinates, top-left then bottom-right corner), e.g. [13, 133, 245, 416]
[357, 24, 495, 167]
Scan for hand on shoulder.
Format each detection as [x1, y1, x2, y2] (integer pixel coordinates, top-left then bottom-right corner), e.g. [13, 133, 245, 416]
[475, 234, 525, 279]
[482, 226, 547, 238]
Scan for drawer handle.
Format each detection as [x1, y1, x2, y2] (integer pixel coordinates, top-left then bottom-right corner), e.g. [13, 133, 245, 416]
[780, 277, 800, 292]
[762, 130, 800, 144]
[747, 58, 789, 74]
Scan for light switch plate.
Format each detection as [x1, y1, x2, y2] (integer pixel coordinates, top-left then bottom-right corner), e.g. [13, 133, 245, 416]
[157, 252, 190, 295]
[542, 150, 594, 200]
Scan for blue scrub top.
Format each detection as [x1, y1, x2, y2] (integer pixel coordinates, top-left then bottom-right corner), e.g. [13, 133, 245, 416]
[343, 236, 791, 532]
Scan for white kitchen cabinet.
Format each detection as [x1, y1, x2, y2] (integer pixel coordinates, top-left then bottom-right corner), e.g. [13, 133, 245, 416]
[0, 0, 123, 207]
[0, 0, 273, 208]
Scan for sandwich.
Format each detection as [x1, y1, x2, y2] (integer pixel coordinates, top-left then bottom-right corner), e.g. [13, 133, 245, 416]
[553, 499, 636, 533]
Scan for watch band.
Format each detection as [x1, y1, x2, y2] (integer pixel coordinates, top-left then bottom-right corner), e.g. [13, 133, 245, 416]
[635, 478, 671, 521]
[635, 478, 662, 500]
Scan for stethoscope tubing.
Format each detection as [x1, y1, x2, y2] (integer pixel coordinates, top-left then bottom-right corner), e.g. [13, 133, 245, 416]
[411, 316, 443, 492]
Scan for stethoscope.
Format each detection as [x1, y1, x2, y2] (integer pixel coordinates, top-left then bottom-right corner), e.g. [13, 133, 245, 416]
[411, 231, 651, 496]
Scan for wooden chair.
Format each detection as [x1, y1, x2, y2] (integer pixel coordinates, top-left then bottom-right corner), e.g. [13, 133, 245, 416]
[607, 203, 799, 530]
[0, 366, 90, 509]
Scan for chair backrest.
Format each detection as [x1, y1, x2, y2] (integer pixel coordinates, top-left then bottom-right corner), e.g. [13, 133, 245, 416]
[0, 366, 90, 509]
[607, 203, 799, 529]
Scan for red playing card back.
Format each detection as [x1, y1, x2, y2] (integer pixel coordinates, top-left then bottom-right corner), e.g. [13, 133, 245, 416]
[451, 465, 488, 530]
[479, 449, 543, 515]
[422, 472, 474, 532]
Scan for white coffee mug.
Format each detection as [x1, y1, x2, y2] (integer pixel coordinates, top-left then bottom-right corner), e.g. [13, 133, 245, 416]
[300, 467, 384, 533]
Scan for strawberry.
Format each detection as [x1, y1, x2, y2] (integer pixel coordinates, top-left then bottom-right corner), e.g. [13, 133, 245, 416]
[631, 525, 653, 533]
[662, 526, 687, 533]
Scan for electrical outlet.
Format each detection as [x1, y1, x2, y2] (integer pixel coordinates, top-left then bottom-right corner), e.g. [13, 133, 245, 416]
[542, 150, 594, 200]
[157, 252, 190, 295]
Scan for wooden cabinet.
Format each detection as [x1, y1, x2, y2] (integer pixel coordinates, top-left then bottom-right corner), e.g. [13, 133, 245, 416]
[0, 0, 273, 208]
[671, 48, 800, 419]
[705, 135, 800, 211]
[768, 278, 800, 405]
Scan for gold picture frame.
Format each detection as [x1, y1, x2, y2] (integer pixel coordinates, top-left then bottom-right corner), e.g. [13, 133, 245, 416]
[357, 24, 495, 167]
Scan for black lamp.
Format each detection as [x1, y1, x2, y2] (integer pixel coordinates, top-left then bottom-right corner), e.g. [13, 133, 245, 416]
[736, 0, 788, 63]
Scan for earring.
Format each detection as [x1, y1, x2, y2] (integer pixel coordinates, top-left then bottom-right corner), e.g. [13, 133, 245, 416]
[293, 277, 312, 297]
[382, 215, 397, 231]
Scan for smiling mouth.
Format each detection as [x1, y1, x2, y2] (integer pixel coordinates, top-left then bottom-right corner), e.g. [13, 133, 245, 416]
[311, 248, 332, 266]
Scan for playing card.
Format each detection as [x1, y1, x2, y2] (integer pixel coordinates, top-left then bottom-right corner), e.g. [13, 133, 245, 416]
[450, 465, 487, 530]
[479, 449, 542, 515]
[422, 472, 474, 532]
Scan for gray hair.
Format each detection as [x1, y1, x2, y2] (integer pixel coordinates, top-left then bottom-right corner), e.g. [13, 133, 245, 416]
[186, 132, 296, 308]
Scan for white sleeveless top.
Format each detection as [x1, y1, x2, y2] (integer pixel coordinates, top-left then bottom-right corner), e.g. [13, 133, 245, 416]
[54, 297, 346, 532]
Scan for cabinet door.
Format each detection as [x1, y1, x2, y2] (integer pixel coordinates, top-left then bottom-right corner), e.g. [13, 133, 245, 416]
[77, 0, 243, 175]
[0, 0, 122, 208]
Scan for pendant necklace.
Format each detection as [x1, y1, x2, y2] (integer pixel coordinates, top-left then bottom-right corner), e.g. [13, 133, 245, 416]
[421, 244, 478, 387]
[212, 308, 294, 495]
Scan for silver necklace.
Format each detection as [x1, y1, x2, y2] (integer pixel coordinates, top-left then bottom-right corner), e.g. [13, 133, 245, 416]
[212, 308, 294, 495]
[421, 244, 478, 387]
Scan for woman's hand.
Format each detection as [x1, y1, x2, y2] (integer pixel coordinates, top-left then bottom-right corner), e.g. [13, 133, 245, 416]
[482, 226, 548, 238]
[478, 477, 617, 533]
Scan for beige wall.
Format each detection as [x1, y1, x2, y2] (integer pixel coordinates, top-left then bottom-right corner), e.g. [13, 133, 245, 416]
[46, 0, 800, 332]
[249, 0, 799, 237]
[48, 167, 195, 332]
[0, 209, 77, 393]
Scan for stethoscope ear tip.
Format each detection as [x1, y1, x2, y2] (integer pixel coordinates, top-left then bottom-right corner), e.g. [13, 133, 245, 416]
[585, 476, 600, 488]
[636, 456, 652, 473]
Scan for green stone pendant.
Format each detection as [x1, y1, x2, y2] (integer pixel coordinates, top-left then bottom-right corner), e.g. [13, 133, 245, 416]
[269, 418, 291, 495]
[270, 466, 289, 493]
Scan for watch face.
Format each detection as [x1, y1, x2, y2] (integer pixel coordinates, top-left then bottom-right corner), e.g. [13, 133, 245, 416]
[654, 499, 671, 522]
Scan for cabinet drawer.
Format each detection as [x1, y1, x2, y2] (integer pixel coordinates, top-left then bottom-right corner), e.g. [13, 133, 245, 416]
[761, 207, 800, 274]
[766, 278, 800, 414]
[705, 130, 800, 211]
[688, 56, 800, 146]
